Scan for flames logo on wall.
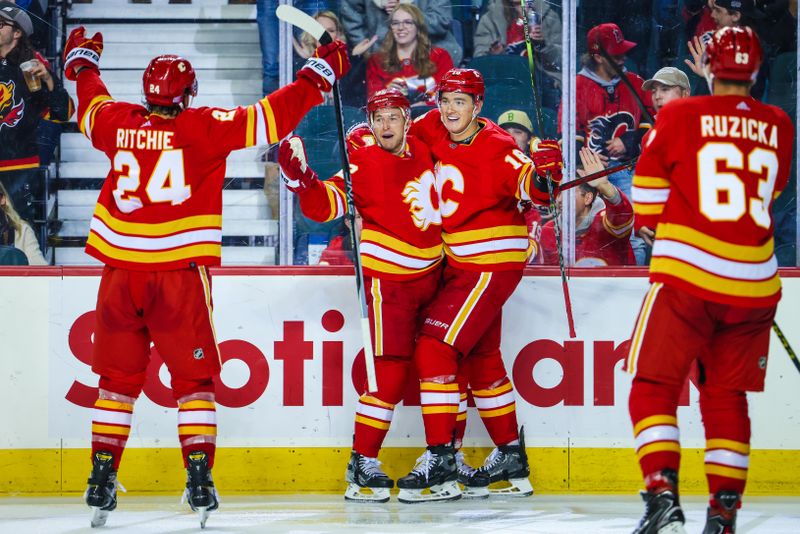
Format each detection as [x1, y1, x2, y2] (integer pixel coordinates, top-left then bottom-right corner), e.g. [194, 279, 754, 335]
[0, 81, 24, 130]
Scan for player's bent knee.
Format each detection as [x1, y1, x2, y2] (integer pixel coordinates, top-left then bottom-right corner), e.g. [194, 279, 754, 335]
[414, 335, 459, 380]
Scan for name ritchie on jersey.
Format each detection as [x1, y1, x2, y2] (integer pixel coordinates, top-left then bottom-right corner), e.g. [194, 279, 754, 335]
[116, 128, 175, 151]
[700, 115, 779, 148]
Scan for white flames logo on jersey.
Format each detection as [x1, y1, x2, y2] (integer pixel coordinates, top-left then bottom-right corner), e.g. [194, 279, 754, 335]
[402, 169, 441, 230]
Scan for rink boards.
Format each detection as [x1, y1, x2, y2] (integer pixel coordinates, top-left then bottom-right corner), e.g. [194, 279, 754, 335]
[1, 267, 799, 495]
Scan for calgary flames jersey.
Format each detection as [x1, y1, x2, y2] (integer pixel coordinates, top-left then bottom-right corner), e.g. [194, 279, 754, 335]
[412, 109, 549, 271]
[76, 69, 322, 270]
[633, 95, 794, 307]
[297, 135, 443, 280]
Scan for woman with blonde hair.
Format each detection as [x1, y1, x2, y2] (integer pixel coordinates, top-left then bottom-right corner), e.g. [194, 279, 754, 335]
[0, 181, 46, 265]
[366, 4, 453, 106]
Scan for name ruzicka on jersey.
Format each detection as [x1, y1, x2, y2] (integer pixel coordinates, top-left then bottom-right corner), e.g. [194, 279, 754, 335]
[699, 115, 779, 148]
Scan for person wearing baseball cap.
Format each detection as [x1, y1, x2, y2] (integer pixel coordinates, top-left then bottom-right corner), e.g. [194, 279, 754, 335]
[0, 0, 72, 242]
[642, 67, 691, 113]
[497, 109, 534, 153]
[709, 0, 764, 30]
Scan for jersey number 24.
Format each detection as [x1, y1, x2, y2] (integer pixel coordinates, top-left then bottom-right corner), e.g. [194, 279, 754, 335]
[112, 149, 191, 213]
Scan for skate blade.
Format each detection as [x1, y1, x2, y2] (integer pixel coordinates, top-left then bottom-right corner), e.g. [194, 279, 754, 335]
[398, 481, 462, 504]
[90, 507, 109, 528]
[488, 477, 534, 497]
[197, 506, 210, 529]
[657, 522, 687, 534]
[459, 484, 490, 499]
[344, 484, 391, 503]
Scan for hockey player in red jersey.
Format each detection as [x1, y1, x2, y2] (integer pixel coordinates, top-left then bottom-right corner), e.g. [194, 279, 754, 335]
[400, 68, 561, 501]
[537, 147, 634, 266]
[278, 88, 442, 503]
[63, 26, 350, 527]
[626, 27, 794, 534]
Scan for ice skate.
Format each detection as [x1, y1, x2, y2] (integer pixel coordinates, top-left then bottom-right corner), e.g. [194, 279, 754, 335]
[473, 430, 533, 497]
[456, 451, 490, 498]
[183, 451, 219, 529]
[632, 469, 686, 534]
[702, 490, 740, 534]
[84, 450, 122, 528]
[344, 451, 394, 503]
[396, 444, 461, 503]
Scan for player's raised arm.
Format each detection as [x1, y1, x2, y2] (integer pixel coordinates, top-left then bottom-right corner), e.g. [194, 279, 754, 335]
[63, 27, 114, 147]
[278, 135, 348, 223]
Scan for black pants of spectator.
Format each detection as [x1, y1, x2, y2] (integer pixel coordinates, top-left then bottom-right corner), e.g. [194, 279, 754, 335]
[0, 168, 45, 228]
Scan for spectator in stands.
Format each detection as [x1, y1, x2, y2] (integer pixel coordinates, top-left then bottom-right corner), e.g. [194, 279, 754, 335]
[559, 23, 653, 199]
[497, 109, 533, 153]
[0, 2, 70, 235]
[684, 0, 770, 98]
[318, 212, 361, 266]
[256, 0, 332, 95]
[293, 10, 375, 107]
[0, 181, 46, 264]
[533, 147, 634, 266]
[340, 0, 463, 66]
[473, 0, 562, 109]
[366, 4, 453, 106]
[636, 67, 691, 250]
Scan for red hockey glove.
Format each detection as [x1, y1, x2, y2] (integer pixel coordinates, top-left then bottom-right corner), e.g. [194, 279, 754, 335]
[296, 40, 351, 93]
[346, 122, 376, 153]
[278, 136, 319, 193]
[530, 138, 563, 185]
[64, 26, 103, 81]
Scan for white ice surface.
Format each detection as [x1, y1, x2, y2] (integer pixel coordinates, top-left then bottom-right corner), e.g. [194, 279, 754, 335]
[0, 494, 798, 533]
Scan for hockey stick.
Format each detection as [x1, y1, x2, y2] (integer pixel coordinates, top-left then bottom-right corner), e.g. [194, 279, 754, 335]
[557, 157, 639, 192]
[276, 5, 378, 393]
[772, 321, 800, 375]
[520, 0, 576, 338]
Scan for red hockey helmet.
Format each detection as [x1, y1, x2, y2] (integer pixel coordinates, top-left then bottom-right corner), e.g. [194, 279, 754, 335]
[142, 54, 198, 107]
[367, 88, 411, 116]
[705, 26, 762, 83]
[437, 68, 485, 102]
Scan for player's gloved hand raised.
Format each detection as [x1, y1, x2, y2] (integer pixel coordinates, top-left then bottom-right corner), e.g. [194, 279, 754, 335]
[278, 136, 319, 193]
[297, 40, 351, 93]
[346, 122, 376, 153]
[63, 26, 103, 81]
[530, 138, 563, 185]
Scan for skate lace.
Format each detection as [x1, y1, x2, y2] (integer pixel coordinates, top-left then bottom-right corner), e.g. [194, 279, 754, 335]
[455, 452, 476, 476]
[481, 447, 503, 471]
[410, 450, 436, 477]
[359, 456, 387, 478]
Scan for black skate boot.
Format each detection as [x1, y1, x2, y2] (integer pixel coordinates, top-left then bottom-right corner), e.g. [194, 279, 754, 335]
[183, 451, 219, 529]
[473, 430, 533, 497]
[397, 444, 461, 503]
[344, 451, 394, 503]
[702, 490, 740, 534]
[456, 451, 490, 498]
[632, 469, 686, 534]
[85, 450, 120, 528]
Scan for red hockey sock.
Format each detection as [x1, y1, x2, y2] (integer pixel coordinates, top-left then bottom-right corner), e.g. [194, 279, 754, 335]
[353, 355, 411, 457]
[629, 377, 682, 487]
[415, 336, 459, 446]
[699, 385, 750, 497]
[472, 377, 519, 446]
[91, 389, 136, 470]
[177, 392, 217, 469]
